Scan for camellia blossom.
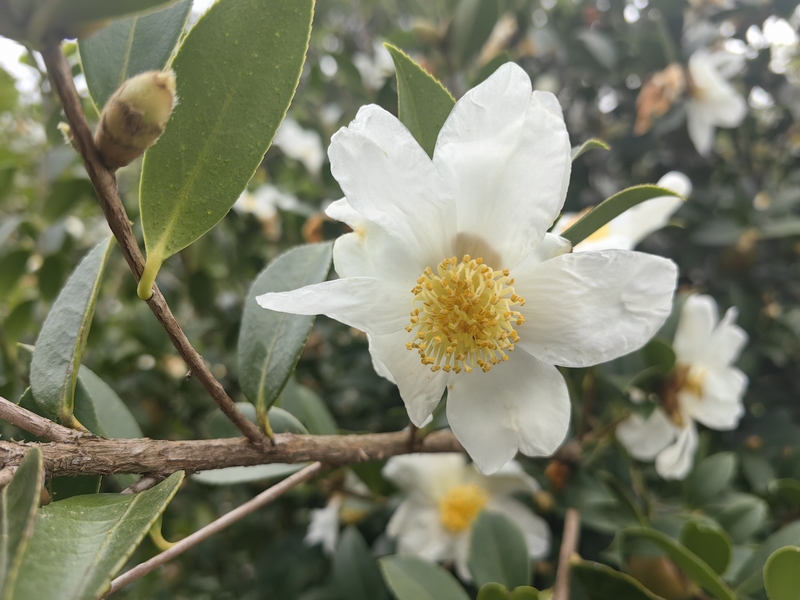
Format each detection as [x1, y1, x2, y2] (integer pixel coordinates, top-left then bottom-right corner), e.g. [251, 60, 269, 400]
[304, 471, 370, 554]
[382, 453, 550, 580]
[272, 118, 326, 175]
[257, 63, 678, 474]
[686, 48, 748, 155]
[616, 294, 748, 479]
[552, 171, 692, 252]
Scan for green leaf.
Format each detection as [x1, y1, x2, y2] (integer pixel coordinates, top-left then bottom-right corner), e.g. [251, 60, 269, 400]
[277, 377, 338, 435]
[640, 339, 676, 375]
[79, 0, 192, 109]
[379, 555, 470, 600]
[193, 463, 304, 486]
[622, 527, 736, 600]
[769, 479, 800, 506]
[735, 521, 800, 595]
[138, 0, 314, 294]
[508, 587, 539, 600]
[0, 448, 43, 599]
[477, 583, 511, 600]
[680, 520, 732, 576]
[571, 138, 610, 161]
[12, 472, 184, 600]
[450, 0, 498, 65]
[715, 494, 767, 544]
[78, 366, 143, 440]
[572, 560, 664, 600]
[764, 546, 800, 600]
[29, 237, 114, 425]
[560, 185, 684, 247]
[688, 452, 737, 505]
[332, 526, 389, 600]
[384, 44, 454, 158]
[468, 511, 530, 589]
[50, 475, 101, 502]
[237, 243, 332, 433]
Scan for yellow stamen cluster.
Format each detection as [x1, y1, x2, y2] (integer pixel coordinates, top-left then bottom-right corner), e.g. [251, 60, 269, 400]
[438, 484, 488, 533]
[405, 255, 525, 374]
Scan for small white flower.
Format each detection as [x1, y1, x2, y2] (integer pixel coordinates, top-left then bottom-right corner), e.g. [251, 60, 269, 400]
[382, 453, 550, 581]
[353, 41, 395, 91]
[304, 471, 371, 554]
[257, 63, 678, 474]
[552, 172, 692, 252]
[686, 48, 748, 155]
[273, 118, 325, 175]
[616, 294, 748, 480]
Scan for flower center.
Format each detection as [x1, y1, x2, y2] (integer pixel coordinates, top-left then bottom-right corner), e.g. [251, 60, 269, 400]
[662, 364, 708, 427]
[438, 484, 488, 533]
[405, 256, 525, 374]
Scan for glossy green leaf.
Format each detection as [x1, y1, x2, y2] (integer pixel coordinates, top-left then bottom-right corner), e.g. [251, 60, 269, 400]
[29, 237, 114, 425]
[384, 44, 454, 158]
[78, 366, 143, 440]
[0, 448, 43, 600]
[764, 546, 800, 600]
[622, 527, 736, 600]
[716, 494, 768, 544]
[138, 0, 314, 293]
[680, 520, 732, 576]
[79, 0, 192, 109]
[572, 560, 664, 600]
[450, 0, 498, 65]
[379, 555, 470, 600]
[640, 339, 676, 375]
[571, 138, 610, 161]
[735, 521, 800, 595]
[688, 452, 737, 505]
[50, 474, 101, 502]
[332, 526, 389, 600]
[560, 185, 684, 247]
[12, 471, 184, 600]
[468, 511, 530, 589]
[237, 243, 332, 433]
[277, 378, 338, 436]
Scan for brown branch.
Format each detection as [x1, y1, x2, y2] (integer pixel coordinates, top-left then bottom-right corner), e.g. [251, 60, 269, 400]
[0, 430, 462, 478]
[0, 396, 86, 443]
[105, 462, 324, 596]
[0, 467, 16, 490]
[121, 475, 163, 495]
[554, 508, 581, 600]
[38, 43, 267, 446]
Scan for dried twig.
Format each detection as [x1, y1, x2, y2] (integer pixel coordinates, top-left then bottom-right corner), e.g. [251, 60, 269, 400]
[121, 475, 163, 495]
[0, 396, 86, 443]
[105, 462, 324, 596]
[38, 43, 267, 446]
[554, 508, 581, 600]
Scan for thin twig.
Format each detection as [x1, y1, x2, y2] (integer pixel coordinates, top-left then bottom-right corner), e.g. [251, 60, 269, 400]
[121, 475, 163, 495]
[0, 395, 86, 443]
[554, 508, 581, 600]
[38, 43, 267, 446]
[105, 462, 324, 596]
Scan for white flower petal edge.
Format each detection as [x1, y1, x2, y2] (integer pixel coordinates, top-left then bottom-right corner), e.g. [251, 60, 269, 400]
[382, 453, 551, 579]
[434, 63, 571, 269]
[304, 494, 343, 555]
[514, 250, 678, 368]
[655, 422, 699, 480]
[616, 409, 678, 461]
[447, 351, 571, 474]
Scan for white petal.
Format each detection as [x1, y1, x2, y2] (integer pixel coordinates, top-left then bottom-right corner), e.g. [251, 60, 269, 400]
[304, 495, 343, 555]
[673, 294, 718, 364]
[616, 409, 678, 461]
[469, 460, 541, 496]
[609, 173, 687, 246]
[382, 454, 468, 503]
[388, 503, 452, 561]
[713, 89, 747, 127]
[487, 497, 551, 559]
[655, 423, 699, 480]
[446, 351, 571, 474]
[686, 102, 716, 156]
[328, 105, 456, 270]
[454, 535, 473, 582]
[688, 368, 747, 430]
[256, 277, 408, 336]
[657, 171, 693, 199]
[514, 251, 678, 368]
[434, 63, 571, 268]
[705, 306, 748, 368]
[368, 330, 449, 425]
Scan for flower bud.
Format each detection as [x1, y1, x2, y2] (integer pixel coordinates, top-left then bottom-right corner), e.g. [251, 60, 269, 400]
[94, 70, 176, 170]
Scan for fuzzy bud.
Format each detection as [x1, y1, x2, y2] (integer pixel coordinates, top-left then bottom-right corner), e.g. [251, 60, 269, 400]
[94, 70, 176, 170]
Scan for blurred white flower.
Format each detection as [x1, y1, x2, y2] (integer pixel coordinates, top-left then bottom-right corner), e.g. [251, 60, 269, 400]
[552, 171, 692, 252]
[686, 48, 748, 155]
[616, 294, 748, 479]
[257, 63, 677, 474]
[233, 184, 312, 241]
[353, 41, 395, 91]
[273, 118, 325, 175]
[382, 453, 550, 580]
[304, 471, 370, 555]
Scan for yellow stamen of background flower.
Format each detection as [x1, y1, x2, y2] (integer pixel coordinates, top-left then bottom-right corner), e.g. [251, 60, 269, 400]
[405, 256, 525, 374]
[438, 484, 488, 533]
[683, 366, 707, 398]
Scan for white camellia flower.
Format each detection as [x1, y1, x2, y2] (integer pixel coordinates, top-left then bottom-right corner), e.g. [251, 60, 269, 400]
[686, 48, 748, 155]
[616, 294, 748, 479]
[353, 41, 395, 91]
[382, 453, 550, 580]
[272, 118, 326, 175]
[552, 172, 692, 252]
[257, 63, 678, 474]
